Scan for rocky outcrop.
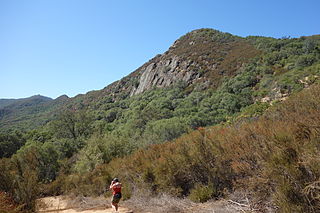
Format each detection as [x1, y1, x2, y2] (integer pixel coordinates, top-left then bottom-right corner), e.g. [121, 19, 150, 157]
[130, 55, 202, 96]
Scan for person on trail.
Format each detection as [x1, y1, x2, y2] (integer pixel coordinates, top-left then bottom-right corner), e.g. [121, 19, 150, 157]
[109, 178, 122, 212]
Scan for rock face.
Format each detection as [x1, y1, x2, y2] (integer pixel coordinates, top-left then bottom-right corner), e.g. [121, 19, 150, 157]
[130, 55, 201, 96]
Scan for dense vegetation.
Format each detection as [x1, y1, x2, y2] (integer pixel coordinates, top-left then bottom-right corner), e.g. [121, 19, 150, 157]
[0, 29, 320, 212]
[107, 83, 320, 212]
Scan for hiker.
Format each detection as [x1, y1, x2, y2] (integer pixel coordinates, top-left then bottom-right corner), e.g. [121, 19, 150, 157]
[109, 178, 122, 212]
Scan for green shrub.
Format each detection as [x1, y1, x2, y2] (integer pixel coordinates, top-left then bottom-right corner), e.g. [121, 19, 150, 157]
[296, 55, 316, 68]
[188, 184, 215, 203]
[239, 102, 270, 117]
[120, 182, 133, 200]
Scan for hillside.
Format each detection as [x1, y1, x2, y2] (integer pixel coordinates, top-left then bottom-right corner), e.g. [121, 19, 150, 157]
[1, 29, 319, 133]
[65, 29, 260, 109]
[2, 82, 320, 212]
[0, 28, 320, 212]
[104, 83, 320, 212]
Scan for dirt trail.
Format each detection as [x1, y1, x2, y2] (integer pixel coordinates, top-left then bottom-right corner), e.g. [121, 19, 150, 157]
[36, 195, 256, 213]
[36, 196, 133, 213]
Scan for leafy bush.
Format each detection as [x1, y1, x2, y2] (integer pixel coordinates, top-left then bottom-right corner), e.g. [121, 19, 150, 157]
[0, 131, 26, 158]
[296, 54, 317, 68]
[142, 117, 190, 145]
[188, 184, 215, 203]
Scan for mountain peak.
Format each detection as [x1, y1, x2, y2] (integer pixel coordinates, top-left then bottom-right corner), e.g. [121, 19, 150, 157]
[29, 95, 52, 100]
[128, 28, 257, 96]
[55, 95, 69, 100]
[172, 28, 240, 47]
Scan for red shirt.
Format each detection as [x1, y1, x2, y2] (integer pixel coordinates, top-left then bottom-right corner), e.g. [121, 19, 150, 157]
[110, 182, 122, 195]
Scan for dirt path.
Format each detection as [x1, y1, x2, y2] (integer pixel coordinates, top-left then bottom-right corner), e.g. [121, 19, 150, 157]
[36, 195, 257, 213]
[36, 196, 133, 213]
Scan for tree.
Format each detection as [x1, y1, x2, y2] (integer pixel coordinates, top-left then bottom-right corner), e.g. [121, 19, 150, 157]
[50, 110, 93, 139]
[143, 117, 190, 145]
[0, 131, 26, 158]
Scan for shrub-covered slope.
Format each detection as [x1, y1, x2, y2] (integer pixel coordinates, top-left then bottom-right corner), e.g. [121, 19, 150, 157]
[103, 83, 320, 212]
[50, 29, 320, 152]
[3, 80, 318, 212]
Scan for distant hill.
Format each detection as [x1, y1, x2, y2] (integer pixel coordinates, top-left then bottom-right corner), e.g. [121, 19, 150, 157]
[0, 95, 69, 131]
[0, 99, 17, 109]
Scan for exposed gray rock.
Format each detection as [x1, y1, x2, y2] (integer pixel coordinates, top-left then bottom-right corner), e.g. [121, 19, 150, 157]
[131, 55, 201, 96]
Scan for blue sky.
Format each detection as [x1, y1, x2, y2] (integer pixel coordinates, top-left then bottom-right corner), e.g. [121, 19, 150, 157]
[1, 0, 319, 99]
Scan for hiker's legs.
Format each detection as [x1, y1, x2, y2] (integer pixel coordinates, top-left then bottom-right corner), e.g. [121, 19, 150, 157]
[111, 202, 115, 210]
[111, 195, 120, 212]
[111, 202, 118, 212]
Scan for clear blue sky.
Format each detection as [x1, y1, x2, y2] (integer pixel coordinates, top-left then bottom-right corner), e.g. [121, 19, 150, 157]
[1, 0, 319, 99]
